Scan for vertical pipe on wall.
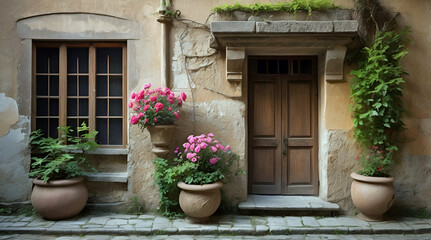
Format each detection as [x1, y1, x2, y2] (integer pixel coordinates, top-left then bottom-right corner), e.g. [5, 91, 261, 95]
[157, 16, 171, 87]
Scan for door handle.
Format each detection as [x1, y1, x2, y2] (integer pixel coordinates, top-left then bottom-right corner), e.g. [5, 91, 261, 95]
[282, 138, 288, 155]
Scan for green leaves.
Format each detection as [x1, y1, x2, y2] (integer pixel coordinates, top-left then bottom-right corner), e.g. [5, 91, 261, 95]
[350, 29, 409, 176]
[29, 122, 98, 182]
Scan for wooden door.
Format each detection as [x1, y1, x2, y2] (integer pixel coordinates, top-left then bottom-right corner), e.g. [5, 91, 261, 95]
[248, 57, 318, 195]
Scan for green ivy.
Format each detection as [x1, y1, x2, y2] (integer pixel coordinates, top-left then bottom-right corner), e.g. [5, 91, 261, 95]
[350, 29, 409, 171]
[212, 0, 340, 17]
[29, 122, 98, 182]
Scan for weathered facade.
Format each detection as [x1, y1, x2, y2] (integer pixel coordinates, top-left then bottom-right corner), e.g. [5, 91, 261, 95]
[0, 0, 430, 215]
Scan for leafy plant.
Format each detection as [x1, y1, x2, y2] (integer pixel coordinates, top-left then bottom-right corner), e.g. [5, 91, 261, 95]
[29, 122, 98, 182]
[125, 196, 145, 216]
[0, 208, 12, 215]
[212, 0, 340, 17]
[350, 29, 409, 176]
[129, 83, 187, 130]
[356, 146, 393, 177]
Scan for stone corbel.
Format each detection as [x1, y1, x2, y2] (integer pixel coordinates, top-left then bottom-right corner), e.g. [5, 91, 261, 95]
[325, 46, 347, 81]
[226, 47, 245, 96]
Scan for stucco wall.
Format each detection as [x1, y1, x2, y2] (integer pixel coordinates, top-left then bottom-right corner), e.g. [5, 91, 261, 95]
[0, 0, 430, 215]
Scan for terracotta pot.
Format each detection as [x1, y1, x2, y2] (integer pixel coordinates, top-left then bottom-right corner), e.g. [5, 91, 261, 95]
[177, 181, 223, 222]
[351, 172, 394, 221]
[31, 176, 88, 220]
[148, 125, 176, 158]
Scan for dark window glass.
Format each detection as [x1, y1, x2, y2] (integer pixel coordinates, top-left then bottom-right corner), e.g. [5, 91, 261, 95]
[36, 118, 48, 137]
[293, 60, 299, 74]
[97, 48, 122, 74]
[109, 119, 122, 145]
[79, 76, 89, 96]
[36, 99, 48, 116]
[268, 60, 278, 74]
[67, 119, 78, 137]
[49, 118, 59, 138]
[49, 99, 59, 116]
[300, 60, 312, 74]
[36, 48, 59, 73]
[96, 76, 107, 96]
[79, 99, 89, 116]
[96, 118, 108, 144]
[67, 76, 77, 96]
[36, 76, 48, 96]
[257, 60, 267, 74]
[67, 48, 89, 74]
[109, 76, 122, 96]
[67, 99, 77, 116]
[50, 76, 59, 96]
[96, 99, 107, 116]
[109, 99, 122, 116]
[279, 60, 289, 74]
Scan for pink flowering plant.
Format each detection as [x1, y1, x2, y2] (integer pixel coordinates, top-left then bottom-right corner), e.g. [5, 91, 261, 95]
[129, 83, 187, 129]
[356, 146, 394, 177]
[171, 133, 242, 185]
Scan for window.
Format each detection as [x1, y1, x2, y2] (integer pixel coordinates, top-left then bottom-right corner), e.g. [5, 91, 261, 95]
[32, 42, 127, 147]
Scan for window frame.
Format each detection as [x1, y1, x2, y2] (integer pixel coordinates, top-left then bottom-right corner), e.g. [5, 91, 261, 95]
[32, 41, 128, 148]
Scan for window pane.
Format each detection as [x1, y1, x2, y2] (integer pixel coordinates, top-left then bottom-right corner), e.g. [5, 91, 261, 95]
[67, 76, 77, 96]
[67, 99, 77, 116]
[96, 76, 107, 96]
[257, 60, 267, 74]
[109, 99, 122, 116]
[268, 60, 278, 74]
[67, 119, 77, 137]
[79, 99, 89, 116]
[109, 118, 122, 145]
[36, 75, 48, 96]
[96, 48, 122, 74]
[96, 99, 107, 116]
[50, 76, 59, 96]
[36, 98, 48, 116]
[79, 76, 89, 96]
[96, 118, 108, 144]
[300, 60, 312, 74]
[293, 60, 299, 74]
[68, 48, 89, 74]
[36, 48, 59, 73]
[49, 99, 59, 116]
[279, 60, 289, 74]
[36, 118, 49, 137]
[49, 118, 59, 138]
[109, 76, 122, 96]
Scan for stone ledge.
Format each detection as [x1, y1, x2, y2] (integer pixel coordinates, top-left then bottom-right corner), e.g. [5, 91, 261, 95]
[211, 21, 255, 33]
[256, 21, 334, 33]
[85, 172, 128, 183]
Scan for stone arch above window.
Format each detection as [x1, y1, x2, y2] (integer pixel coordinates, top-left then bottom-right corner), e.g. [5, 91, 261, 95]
[17, 13, 139, 40]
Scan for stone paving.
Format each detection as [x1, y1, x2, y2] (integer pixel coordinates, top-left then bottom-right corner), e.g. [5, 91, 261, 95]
[0, 213, 430, 237]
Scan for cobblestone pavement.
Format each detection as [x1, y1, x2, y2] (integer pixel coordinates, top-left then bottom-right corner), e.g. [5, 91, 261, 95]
[0, 213, 430, 237]
[1, 234, 431, 240]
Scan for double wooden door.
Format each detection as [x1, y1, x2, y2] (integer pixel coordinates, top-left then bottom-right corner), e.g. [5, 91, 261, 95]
[248, 56, 318, 195]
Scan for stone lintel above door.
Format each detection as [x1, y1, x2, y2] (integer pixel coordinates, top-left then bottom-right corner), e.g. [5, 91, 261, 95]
[210, 20, 358, 94]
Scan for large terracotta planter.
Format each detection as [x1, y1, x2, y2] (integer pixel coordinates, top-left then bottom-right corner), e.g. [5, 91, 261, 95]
[177, 181, 223, 222]
[351, 172, 394, 221]
[31, 176, 88, 220]
[148, 125, 176, 158]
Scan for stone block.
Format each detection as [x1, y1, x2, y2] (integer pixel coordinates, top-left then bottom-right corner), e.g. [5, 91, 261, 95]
[317, 217, 344, 227]
[87, 217, 109, 225]
[256, 21, 333, 33]
[105, 219, 128, 226]
[302, 217, 320, 227]
[211, 21, 256, 33]
[333, 20, 359, 32]
[284, 217, 303, 227]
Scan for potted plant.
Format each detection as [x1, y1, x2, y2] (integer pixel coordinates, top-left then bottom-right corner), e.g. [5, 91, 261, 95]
[349, 29, 409, 221]
[29, 123, 98, 220]
[129, 83, 187, 157]
[168, 133, 241, 222]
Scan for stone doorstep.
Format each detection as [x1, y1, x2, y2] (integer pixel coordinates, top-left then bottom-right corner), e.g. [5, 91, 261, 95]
[238, 195, 339, 216]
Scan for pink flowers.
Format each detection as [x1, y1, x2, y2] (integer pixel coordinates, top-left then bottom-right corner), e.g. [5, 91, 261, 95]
[128, 84, 186, 128]
[209, 158, 217, 165]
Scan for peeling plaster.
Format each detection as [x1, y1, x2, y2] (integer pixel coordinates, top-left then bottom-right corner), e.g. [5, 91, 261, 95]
[0, 93, 19, 137]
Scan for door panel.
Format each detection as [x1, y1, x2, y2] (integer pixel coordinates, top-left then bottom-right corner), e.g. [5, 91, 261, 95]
[249, 76, 281, 194]
[249, 56, 318, 196]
